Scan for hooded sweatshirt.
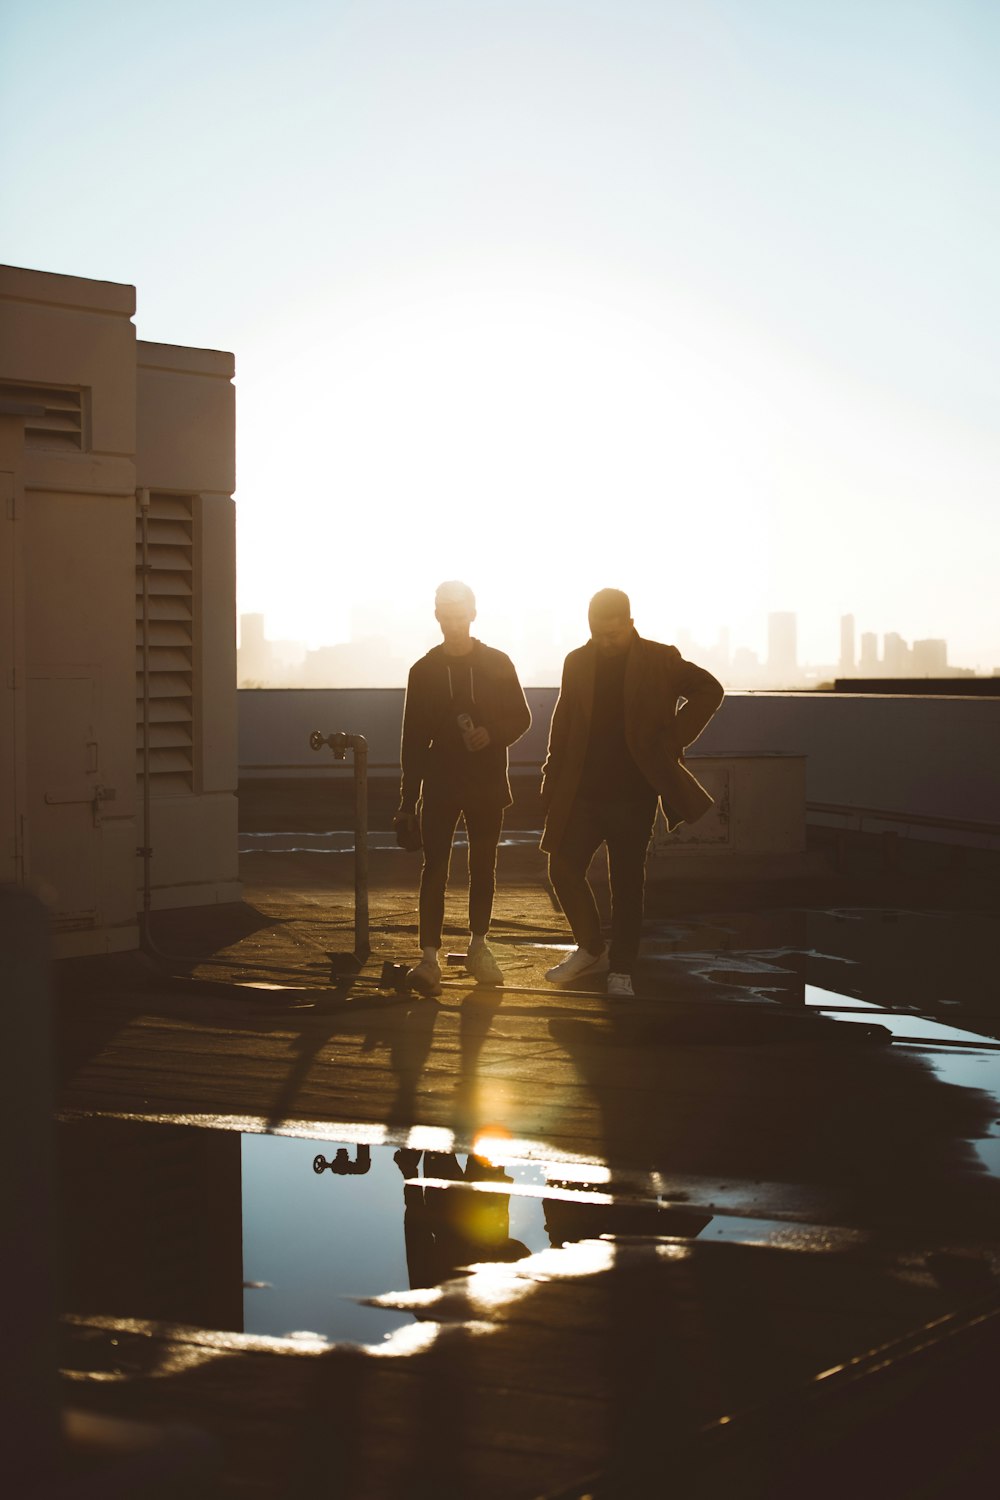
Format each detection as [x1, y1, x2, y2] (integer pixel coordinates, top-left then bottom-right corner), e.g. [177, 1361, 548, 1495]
[399, 639, 531, 810]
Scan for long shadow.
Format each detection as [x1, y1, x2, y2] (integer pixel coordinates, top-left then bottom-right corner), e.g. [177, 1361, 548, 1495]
[262, 979, 360, 1130]
[262, 988, 441, 1131]
[378, 996, 441, 1128]
[55, 946, 453, 1136]
[451, 988, 507, 1140]
[147, 899, 278, 963]
[547, 1004, 1000, 1241]
[53, 901, 303, 1086]
[544, 1000, 1000, 1496]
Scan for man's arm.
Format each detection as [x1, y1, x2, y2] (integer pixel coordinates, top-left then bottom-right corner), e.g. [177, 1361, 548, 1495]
[491, 654, 531, 747]
[540, 658, 571, 811]
[672, 656, 724, 750]
[398, 664, 430, 812]
[469, 653, 531, 752]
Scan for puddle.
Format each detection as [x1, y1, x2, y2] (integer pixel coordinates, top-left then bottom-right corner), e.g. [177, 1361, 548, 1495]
[55, 962, 1000, 1348]
[241, 1136, 552, 1344]
[56, 1122, 721, 1348]
[63, 1118, 860, 1348]
[239, 831, 541, 854]
[619, 905, 1000, 1029]
[804, 983, 1000, 1177]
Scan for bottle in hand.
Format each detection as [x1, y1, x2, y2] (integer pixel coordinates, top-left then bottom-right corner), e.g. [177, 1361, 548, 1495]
[457, 712, 476, 749]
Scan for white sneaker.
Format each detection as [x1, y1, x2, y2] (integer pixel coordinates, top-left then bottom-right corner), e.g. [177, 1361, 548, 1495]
[606, 973, 634, 998]
[544, 947, 610, 986]
[407, 957, 443, 997]
[465, 943, 504, 985]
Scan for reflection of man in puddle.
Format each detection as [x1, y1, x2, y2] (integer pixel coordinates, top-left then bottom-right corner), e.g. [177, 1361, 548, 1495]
[393, 1149, 530, 1287]
[542, 1191, 712, 1247]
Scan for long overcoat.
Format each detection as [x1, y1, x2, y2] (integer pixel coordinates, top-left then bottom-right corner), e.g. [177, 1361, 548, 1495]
[540, 633, 724, 854]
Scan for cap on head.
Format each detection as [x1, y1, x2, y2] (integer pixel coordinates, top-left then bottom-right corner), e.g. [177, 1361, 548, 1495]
[435, 580, 476, 610]
[588, 587, 631, 626]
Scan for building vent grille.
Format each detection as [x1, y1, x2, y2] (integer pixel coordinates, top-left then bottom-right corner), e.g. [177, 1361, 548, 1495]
[0, 379, 86, 450]
[136, 494, 195, 794]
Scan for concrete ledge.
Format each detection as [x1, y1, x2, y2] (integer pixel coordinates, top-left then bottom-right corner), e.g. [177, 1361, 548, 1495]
[648, 848, 831, 882]
[53, 922, 139, 960]
[147, 880, 243, 913]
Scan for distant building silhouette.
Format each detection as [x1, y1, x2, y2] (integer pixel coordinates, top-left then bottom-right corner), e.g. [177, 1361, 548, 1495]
[839, 614, 855, 674]
[238, 613, 269, 684]
[883, 631, 910, 675]
[237, 614, 306, 687]
[235, 607, 979, 693]
[730, 646, 762, 686]
[912, 638, 948, 676]
[301, 637, 407, 688]
[767, 612, 798, 684]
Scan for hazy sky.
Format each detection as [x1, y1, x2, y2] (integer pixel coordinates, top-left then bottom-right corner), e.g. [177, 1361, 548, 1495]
[3, 0, 998, 669]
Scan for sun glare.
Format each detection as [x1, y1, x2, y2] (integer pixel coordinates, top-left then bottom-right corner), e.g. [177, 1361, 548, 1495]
[471, 1128, 513, 1166]
[238, 269, 778, 660]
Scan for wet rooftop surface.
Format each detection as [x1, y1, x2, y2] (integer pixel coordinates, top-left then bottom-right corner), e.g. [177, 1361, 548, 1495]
[48, 836, 1000, 1496]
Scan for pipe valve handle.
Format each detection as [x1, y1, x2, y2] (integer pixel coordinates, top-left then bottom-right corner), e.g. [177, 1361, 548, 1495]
[310, 729, 351, 759]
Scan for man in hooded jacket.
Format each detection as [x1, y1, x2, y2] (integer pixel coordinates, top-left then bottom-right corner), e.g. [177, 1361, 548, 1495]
[396, 580, 531, 996]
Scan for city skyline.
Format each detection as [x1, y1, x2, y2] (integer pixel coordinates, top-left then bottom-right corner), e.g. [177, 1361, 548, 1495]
[237, 606, 987, 692]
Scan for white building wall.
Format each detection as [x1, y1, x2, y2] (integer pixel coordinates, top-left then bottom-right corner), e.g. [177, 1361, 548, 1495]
[1, 264, 239, 954]
[1, 266, 140, 954]
[136, 341, 239, 911]
[0, 417, 29, 890]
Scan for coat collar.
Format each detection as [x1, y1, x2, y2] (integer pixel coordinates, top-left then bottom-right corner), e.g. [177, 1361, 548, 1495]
[580, 630, 641, 727]
[624, 631, 641, 719]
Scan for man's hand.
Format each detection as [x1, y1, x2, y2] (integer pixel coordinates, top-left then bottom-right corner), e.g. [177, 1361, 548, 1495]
[465, 725, 491, 752]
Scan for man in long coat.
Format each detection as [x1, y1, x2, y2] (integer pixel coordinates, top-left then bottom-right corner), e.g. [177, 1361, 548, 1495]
[541, 588, 724, 998]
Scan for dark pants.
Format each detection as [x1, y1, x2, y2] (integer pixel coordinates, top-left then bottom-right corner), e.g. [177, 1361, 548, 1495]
[548, 796, 658, 975]
[419, 795, 504, 949]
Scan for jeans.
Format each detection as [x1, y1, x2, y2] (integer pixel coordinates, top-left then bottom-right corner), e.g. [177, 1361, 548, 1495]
[547, 796, 658, 975]
[419, 794, 505, 949]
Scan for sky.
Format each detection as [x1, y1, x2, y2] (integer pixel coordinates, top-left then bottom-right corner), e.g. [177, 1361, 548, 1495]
[3, 0, 998, 673]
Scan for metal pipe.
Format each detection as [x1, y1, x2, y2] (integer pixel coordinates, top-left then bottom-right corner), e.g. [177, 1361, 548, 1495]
[353, 736, 369, 960]
[137, 487, 154, 949]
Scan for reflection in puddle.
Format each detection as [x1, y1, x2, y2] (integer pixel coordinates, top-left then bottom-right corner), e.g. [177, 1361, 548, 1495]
[56, 1122, 729, 1349]
[240, 1141, 711, 1342]
[241, 1137, 550, 1345]
[63, 1121, 706, 1349]
[58, 953, 1000, 1353]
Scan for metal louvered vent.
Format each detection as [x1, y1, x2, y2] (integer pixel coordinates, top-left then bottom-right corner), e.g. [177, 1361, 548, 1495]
[136, 493, 195, 794]
[0, 378, 86, 450]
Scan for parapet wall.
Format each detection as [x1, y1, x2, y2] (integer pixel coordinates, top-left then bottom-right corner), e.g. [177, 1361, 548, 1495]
[238, 688, 1000, 850]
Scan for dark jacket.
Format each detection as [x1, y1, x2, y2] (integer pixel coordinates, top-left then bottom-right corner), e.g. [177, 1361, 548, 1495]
[400, 640, 531, 811]
[540, 632, 724, 853]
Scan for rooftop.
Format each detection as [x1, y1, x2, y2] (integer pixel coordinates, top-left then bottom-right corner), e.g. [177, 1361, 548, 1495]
[30, 826, 1000, 1497]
